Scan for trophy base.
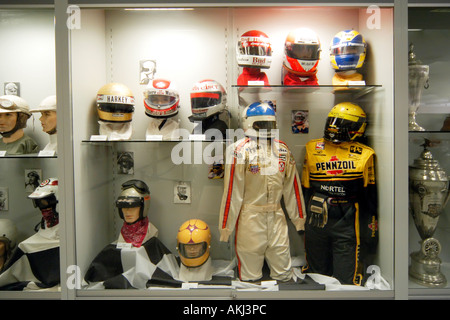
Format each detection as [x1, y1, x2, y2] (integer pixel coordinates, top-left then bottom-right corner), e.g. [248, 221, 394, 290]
[409, 251, 447, 288]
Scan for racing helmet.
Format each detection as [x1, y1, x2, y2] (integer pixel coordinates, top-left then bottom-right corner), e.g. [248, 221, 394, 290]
[176, 219, 211, 268]
[324, 102, 367, 143]
[30, 95, 57, 113]
[242, 101, 277, 139]
[144, 79, 180, 118]
[28, 178, 59, 210]
[0, 95, 32, 136]
[0, 219, 18, 257]
[237, 30, 272, 69]
[190, 80, 227, 121]
[283, 28, 321, 76]
[96, 83, 135, 123]
[330, 29, 367, 71]
[116, 180, 150, 222]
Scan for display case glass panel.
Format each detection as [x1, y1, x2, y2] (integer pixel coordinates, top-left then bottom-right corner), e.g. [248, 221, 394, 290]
[408, 6, 450, 296]
[68, 4, 395, 298]
[0, 8, 59, 297]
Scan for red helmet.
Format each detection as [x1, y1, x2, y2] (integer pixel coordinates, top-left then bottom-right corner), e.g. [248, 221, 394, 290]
[283, 28, 321, 77]
[236, 30, 272, 69]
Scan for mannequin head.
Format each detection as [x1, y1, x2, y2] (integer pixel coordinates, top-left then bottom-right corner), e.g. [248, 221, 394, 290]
[0, 95, 31, 141]
[31, 95, 57, 135]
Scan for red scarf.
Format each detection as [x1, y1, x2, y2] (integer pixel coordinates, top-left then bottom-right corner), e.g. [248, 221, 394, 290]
[120, 217, 149, 248]
[41, 208, 59, 228]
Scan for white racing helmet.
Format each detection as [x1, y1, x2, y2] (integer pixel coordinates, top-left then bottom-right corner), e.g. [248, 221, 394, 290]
[242, 101, 277, 139]
[30, 95, 57, 113]
[144, 79, 180, 118]
[28, 178, 59, 210]
[237, 30, 272, 69]
[190, 80, 227, 121]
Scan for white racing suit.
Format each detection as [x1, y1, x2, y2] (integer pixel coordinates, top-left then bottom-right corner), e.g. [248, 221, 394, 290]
[218, 137, 305, 281]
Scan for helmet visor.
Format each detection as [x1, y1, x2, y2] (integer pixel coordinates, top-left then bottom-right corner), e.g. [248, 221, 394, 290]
[324, 116, 365, 142]
[331, 45, 365, 56]
[98, 103, 134, 113]
[147, 94, 176, 107]
[179, 242, 207, 259]
[32, 194, 58, 209]
[286, 43, 320, 60]
[238, 41, 272, 57]
[253, 120, 277, 131]
[191, 92, 222, 109]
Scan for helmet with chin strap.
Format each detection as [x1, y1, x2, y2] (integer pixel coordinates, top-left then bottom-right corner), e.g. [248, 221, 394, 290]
[116, 180, 151, 221]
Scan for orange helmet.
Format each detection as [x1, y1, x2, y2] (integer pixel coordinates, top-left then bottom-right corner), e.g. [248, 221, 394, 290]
[176, 219, 211, 267]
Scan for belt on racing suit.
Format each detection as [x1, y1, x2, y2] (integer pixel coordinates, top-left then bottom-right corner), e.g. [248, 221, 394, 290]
[241, 203, 281, 212]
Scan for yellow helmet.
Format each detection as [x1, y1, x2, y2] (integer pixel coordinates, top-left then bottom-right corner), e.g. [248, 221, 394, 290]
[176, 219, 211, 268]
[96, 83, 135, 123]
[324, 102, 367, 143]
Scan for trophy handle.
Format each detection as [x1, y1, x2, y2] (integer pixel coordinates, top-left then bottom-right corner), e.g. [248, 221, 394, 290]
[444, 179, 450, 209]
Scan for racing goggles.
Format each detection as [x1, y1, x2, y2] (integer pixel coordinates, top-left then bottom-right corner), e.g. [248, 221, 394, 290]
[121, 179, 150, 195]
[116, 196, 143, 208]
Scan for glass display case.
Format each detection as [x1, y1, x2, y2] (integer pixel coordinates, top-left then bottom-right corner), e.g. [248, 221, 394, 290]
[0, 7, 60, 299]
[408, 5, 450, 298]
[61, 2, 397, 299]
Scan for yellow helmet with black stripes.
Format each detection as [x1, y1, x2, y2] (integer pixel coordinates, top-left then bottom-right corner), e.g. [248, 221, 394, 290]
[324, 102, 366, 143]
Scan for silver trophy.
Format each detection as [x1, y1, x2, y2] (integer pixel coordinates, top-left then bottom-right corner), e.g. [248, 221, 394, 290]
[408, 43, 429, 131]
[409, 139, 449, 287]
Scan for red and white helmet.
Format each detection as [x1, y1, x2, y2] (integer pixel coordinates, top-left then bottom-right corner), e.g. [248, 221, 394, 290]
[190, 79, 227, 120]
[28, 178, 59, 210]
[144, 79, 180, 118]
[283, 28, 321, 76]
[236, 30, 272, 69]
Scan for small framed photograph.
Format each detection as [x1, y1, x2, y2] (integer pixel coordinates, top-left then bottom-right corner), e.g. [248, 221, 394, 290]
[0, 187, 8, 211]
[4, 82, 20, 96]
[291, 110, 309, 134]
[25, 169, 42, 193]
[117, 151, 134, 175]
[174, 181, 191, 204]
[139, 59, 157, 85]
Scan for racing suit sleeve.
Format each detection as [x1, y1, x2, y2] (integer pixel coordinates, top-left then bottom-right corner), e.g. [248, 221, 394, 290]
[301, 147, 312, 212]
[218, 140, 247, 242]
[283, 152, 306, 231]
[359, 153, 378, 255]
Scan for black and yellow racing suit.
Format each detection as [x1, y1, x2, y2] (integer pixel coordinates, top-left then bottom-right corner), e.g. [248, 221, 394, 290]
[301, 138, 378, 285]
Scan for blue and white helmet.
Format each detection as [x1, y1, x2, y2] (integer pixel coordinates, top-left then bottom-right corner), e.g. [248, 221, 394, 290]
[241, 101, 277, 138]
[330, 29, 367, 71]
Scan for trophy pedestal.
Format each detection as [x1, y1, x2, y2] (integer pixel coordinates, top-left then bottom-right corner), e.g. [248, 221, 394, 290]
[409, 239, 447, 288]
[408, 111, 425, 131]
